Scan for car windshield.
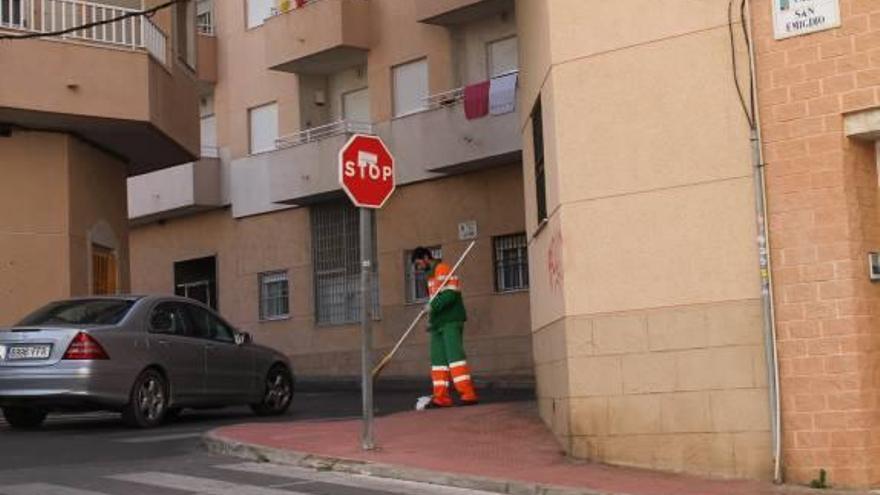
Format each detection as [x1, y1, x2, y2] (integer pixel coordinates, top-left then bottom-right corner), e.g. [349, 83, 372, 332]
[17, 299, 135, 326]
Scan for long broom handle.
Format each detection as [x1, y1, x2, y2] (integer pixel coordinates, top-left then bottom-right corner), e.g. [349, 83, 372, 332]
[372, 240, 477, 378]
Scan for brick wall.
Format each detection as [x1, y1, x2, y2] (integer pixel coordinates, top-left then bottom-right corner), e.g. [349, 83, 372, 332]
[753, 0, 880, 487]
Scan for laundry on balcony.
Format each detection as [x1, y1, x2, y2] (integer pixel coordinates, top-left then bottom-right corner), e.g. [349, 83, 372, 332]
[489, 71, 518, 116]
[463, 81, 490, 120]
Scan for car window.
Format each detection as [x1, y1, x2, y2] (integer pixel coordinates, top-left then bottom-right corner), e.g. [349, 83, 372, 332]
[149, 302, 188, 336]
[183, 304, 236, 343]
[18, 299, 135, 326]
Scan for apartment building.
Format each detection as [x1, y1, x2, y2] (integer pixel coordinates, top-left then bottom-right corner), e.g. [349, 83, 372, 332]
[127, 0, 533, 383]
[517, 0, 880, 488]
[123, 0, 880, 488]
[0, 0, 199, 323]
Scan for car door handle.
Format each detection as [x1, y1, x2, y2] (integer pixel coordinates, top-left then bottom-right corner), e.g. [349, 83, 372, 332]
[157, 339, 171, 346]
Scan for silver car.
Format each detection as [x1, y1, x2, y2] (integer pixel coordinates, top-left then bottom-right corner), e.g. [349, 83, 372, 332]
[0, 295, 294, 429]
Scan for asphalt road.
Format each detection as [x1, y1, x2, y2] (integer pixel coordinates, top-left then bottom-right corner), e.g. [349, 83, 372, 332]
[0, 389, 530, 495]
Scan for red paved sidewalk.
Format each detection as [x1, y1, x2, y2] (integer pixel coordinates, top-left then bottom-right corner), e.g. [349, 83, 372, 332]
[210, 402, 859, 495]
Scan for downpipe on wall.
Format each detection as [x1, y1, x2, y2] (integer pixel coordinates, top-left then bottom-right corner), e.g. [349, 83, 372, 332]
[744, 0, 783, 484]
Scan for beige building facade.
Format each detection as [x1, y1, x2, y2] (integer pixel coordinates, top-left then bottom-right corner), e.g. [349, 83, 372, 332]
[0, 0, 199, 323]
[113, 0, 880, 489]
[127, 0, 534, 383]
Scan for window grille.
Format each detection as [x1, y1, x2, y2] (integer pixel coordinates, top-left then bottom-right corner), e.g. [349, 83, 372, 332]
[494, 234, 529, 292]
[259, 271, 289, 320]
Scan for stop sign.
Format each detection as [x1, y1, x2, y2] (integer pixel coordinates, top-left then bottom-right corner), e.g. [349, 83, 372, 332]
[338, 134, 396, 209]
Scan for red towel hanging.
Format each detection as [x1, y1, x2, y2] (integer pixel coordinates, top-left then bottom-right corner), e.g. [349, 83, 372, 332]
[463, 81, 490, 120]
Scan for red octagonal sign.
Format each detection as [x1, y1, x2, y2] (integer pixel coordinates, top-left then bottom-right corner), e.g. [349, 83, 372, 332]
[339, 134, 395, 209]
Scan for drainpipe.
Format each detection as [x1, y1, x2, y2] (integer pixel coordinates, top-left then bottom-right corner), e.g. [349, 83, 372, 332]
[744, 0, 783, 484]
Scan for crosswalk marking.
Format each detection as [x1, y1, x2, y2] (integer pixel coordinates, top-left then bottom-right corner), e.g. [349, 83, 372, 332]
[115, 432, 203, 443]
[219, 463, 499, 495]
[0, 483, 107, 495]
[108, 472, 310, 495]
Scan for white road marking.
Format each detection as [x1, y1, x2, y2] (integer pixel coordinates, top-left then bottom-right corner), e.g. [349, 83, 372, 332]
[0, 483, 109, 495]
[108, 472, 311, 495]
[115, 432, 203, 443]
[218, 462, 500, 495]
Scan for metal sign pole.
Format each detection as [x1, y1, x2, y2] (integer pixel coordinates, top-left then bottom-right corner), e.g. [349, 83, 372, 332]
[360, 207, 375, 451]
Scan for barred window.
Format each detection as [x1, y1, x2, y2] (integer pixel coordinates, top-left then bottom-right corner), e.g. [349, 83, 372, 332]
[494, 234, 529, 292]
[311, 201, 378, 325]
[259, 271, 289, 321]
[404, 247, 442, 303]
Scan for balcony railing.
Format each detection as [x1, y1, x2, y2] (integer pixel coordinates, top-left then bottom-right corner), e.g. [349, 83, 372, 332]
[275, 120, 373, 150]
[423, 70, 520, 110]
[271, 0, 319, 17]
[0, 0, 167, 59]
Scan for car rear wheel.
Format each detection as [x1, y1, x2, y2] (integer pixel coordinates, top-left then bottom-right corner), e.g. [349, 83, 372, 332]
[250, 365, 293, 416]
[123, 368, 168, 428]
[2, 407, 47, 429]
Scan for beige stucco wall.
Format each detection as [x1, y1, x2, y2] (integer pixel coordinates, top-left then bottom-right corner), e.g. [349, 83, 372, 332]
[67, 138, 131, 297]
[0, 131, 130, 324]
[518, 0, 771, 480]
[130, 165, 532, 382]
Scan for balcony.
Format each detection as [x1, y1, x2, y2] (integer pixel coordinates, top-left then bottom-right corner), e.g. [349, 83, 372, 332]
[262, 78, 520, 209]
[416, 0, 513, 26]
[127, 151, 224, 225]
[264, 0, 371, 75]
[0, 0, 200, 174]
[263, 120, 372, 205]
[375, 76, 521, 176]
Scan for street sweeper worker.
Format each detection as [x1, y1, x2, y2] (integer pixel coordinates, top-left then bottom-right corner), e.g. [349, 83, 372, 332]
[411, 246, 479, 409]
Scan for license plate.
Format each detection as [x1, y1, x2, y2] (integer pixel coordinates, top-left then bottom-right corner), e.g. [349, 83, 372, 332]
[4, 344, 52, 361]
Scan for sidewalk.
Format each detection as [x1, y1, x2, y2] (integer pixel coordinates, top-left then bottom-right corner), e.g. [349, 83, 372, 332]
[204, 402, 861, 495]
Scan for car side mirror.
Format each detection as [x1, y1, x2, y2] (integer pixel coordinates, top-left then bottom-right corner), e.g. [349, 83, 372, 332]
[235, 331, 252, 346]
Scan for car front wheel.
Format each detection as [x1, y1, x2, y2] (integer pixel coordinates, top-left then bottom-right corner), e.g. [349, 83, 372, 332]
[2, 406, 47, 429]
[250, 365, 293, 416]
[122, 368, 168, 428]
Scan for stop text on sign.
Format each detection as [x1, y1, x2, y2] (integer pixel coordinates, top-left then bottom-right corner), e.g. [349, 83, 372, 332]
[343, 151, 393, 181]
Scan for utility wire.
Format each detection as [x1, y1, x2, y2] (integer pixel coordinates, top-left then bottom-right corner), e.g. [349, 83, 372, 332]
[729, 0, 756, 129]
[0, 0, 181, 41]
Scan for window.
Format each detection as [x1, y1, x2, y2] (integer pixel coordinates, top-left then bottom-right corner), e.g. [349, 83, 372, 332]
[342, 87, 370, 122]
[149, 302, 190, 335]
[404, 247, 442, 303]
[487, 36, 519, 78]
[184, 303, 236, 343]
[200, 95, 217, 157]
[174, 256, 217, 310]
[175, 0, 197, 68]
[494, 234, 529, 292]
[259, 271, 290, 320]
[311, 201, 378, 325]
[92, 245, 117, 295]
[249, 102, 278, 154]
[532, 98, 548, 224]
[196, 0, 214, 34]
[19, 299, 134, 326]
[0, 0, 23, 27]
[392, 58, 428, 117]
[246, 0, 272, 28]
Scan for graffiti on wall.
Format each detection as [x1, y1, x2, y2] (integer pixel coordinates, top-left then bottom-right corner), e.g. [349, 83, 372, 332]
[547, 229, 564, 292]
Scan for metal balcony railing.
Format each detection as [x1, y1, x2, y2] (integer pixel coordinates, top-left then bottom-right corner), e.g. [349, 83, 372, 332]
[0, 0, 167, 63]
[423, 70, 520, 110]
[275, 120, 373, 150]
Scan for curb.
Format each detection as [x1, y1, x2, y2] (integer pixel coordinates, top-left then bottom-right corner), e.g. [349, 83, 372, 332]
[202, 431, 607, 495]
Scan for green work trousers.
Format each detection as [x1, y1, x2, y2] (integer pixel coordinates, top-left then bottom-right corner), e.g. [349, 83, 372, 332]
[430, 322, 466, 367]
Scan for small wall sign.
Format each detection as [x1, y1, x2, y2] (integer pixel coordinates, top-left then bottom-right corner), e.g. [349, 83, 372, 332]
[773, 0, 840, 40]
